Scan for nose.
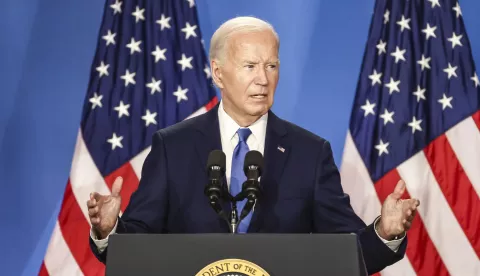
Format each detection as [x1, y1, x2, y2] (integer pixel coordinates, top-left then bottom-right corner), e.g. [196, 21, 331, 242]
[254, 67, 268, 86]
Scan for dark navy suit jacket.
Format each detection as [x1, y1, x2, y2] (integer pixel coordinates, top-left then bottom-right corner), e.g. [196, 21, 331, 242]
[90, 104, 407, 274]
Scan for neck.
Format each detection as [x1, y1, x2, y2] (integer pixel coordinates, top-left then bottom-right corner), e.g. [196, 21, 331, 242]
[222, 101, 261, 127]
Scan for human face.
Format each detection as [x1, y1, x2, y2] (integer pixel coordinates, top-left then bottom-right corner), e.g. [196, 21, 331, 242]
[212, 29, 279, 126]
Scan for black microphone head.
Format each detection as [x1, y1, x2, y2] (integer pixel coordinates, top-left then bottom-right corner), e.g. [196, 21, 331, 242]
[243, 150, 264, 175]
[207, 149, 226, 174]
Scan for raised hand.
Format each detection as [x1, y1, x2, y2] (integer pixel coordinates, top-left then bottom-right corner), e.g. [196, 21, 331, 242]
[377, 179, 420, 240]
[87, 176, 123, 239]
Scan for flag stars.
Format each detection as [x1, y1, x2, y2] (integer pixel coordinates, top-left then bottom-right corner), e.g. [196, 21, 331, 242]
[385, 77, 401, 94]
[375, 139, 389, 156]
[422, 23, 437, 40]
[384, 9, 390, 24]
[102, 30, 116, 46]
[408, 116, 423, 134]
[152, 46, 167, 63]
[396, 15, 411, 32]
[427, 0, 441, 8]
[131, 6, 145, 23]
[177, 54, 193, 71]
[107, 133, 123, 150]
[204, 65, 211, 79]
[448, 32, 463, 49]
[376, 40, 387, 55]
[110, 0, 122, 14]
[120, 69, 136, 87]
[413, 85, 427, 102]
[181, 22, 198, 39]
[156, 14, 171, 31]
[417, 55, 431, 71]
[89, 93, 103, 109]
[96, 61, 109, 77]
[438, 94, 453, 110]
[173, 86, 189, 103]
[142, 109, 157, 127]
[391, 46, 406, 63]
[368, 69, 382, 86]
[360, 99, 376, 117]
[471, 72, 480, 88]
[114, 101, 130, 118]
[380, 109, 395, 125]
[443, 63, 458, 79]
[146, 77, 162, 94]
[126, 37, 142, 54]
[186, 0, 195, 8]
[453, 2, 462, 18]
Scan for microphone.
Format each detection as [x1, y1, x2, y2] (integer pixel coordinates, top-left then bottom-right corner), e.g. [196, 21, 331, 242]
[239, 150, 263, 221]
[204, 150, 227, 219]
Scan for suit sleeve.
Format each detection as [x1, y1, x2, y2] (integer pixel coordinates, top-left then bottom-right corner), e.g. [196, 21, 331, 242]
[312, 140, 407, 275]
[89, 131, 169, 263]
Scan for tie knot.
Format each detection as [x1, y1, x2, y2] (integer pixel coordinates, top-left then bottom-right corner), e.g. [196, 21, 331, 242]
[237, 128, 252, 142]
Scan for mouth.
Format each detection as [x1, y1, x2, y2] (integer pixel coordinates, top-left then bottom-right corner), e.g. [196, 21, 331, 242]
[250, 94, 267, 99]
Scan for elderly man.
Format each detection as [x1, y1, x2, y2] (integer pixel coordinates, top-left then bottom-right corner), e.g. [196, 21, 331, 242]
[87, 16, 419, 274]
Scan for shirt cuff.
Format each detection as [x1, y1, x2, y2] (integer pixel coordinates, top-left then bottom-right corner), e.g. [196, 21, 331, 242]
[90, 219, 118, 253]
[374, 216, 405, 252]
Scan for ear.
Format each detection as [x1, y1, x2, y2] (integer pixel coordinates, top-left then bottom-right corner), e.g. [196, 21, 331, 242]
[210, 59, 224, 89]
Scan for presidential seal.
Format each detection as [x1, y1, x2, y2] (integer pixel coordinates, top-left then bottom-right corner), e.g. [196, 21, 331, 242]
[195, 258, 270, 276]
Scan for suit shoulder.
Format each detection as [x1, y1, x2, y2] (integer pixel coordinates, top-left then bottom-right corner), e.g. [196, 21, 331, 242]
[154, 112, 207, 140]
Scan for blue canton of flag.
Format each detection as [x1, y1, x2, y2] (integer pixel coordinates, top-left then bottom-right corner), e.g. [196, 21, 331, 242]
[81, 0, 217, 177]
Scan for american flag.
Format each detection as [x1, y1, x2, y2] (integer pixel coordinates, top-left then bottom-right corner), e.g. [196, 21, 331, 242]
[38, 0, 217, 274]
[340, 0, 480, 275]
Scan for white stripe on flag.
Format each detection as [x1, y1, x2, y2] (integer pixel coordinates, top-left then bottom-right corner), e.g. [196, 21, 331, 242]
[130, 147, 150, 179]
[397, 151, 480, 275]
[69, 130, 112, 224]
[340, 132, 416, 276]
[446, 116, 480, 197]
[43, 221, 83, 276]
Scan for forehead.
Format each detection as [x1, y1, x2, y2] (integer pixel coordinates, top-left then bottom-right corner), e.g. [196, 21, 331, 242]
[227, 30, 279, 60]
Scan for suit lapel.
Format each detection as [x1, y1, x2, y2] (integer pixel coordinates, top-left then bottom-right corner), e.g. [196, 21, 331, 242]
[248, 110, 289, 232]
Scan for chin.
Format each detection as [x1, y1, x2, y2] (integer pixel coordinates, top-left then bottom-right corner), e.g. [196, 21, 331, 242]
[245, 104, 270, 117]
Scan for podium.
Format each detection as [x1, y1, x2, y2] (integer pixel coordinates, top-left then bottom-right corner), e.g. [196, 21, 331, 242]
[105, 233, 368, 275]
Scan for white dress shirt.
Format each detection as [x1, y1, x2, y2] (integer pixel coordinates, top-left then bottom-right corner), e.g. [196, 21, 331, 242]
[91, 100, 403, 253]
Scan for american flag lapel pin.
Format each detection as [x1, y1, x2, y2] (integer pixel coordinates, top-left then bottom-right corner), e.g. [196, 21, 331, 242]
[277, 145, 285, 153]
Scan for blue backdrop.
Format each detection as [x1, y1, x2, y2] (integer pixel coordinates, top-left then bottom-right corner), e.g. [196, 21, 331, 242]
[1, 0, 480, 274]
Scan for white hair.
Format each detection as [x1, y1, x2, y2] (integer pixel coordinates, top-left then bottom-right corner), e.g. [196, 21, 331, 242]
[209, 16, 279, 65]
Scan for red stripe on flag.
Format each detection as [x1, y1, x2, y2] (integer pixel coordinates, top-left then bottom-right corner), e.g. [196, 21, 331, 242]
[104, 162, 139, 212]
[205, 96, 219, 111]
[424, 134, 480, 258]
[58, 181, 105, 276]
[375, 169, 450, 276]
[38, 261, 49, 276]
[471, 110, 480, 131]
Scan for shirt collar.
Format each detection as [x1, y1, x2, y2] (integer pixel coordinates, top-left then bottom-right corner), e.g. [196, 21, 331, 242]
[218, 100, 268, 143]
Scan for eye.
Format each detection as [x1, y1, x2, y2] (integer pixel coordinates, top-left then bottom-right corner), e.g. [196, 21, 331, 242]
[245, 64, 255, 69]
[267, 64, 277, 70]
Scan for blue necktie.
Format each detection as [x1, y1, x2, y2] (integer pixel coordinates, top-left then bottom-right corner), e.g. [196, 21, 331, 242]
[230, 128, 252, 233]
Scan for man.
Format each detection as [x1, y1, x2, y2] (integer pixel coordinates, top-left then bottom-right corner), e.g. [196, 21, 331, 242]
[87, 16, 419, 274]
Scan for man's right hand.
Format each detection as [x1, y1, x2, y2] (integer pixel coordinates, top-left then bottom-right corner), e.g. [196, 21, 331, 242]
[87, 176, 123, 239]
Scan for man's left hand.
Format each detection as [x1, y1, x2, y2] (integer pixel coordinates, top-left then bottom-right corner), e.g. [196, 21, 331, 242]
[377, 179, 420, 240]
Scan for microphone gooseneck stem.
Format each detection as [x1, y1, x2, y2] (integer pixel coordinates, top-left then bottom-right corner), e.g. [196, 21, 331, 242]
[230, 202, 238, 234]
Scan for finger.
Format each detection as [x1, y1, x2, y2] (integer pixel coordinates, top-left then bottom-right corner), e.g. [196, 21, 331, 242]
[90, 216, 101, 225]
[111, 176, 123, 197]
[92, 192, 102, 202]
[88, 206, 99, 217]
[87, 194, 97, 208]
[403, 220, 412, 231]
[391, 179, 406, 200]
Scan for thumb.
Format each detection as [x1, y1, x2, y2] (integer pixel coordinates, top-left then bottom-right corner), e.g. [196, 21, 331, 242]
[391, 179, 406, 200]
[111, 176, 123, 197]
